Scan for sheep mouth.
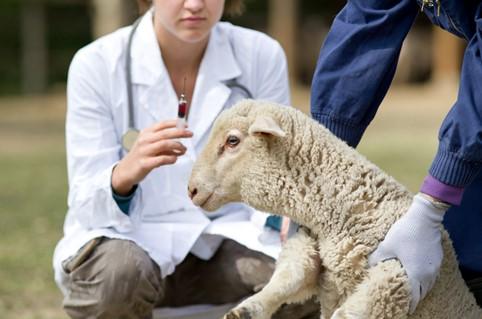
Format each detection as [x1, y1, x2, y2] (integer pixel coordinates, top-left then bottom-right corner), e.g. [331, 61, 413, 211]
[200, 193, 213, 208]
[193, 191, 214, 209]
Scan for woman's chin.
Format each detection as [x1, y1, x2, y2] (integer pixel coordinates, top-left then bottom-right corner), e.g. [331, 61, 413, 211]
[177, 30, 210, 44]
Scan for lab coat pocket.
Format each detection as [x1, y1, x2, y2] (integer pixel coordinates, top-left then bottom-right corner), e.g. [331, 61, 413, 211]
[61, 237, 104, 274]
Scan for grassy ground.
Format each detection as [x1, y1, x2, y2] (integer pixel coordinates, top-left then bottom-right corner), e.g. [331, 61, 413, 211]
[0, 83, 457, 318]
[0, 94, 68, 319]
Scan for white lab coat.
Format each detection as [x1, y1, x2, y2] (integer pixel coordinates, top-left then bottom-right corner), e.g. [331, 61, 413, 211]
[53, 10, 290, 292]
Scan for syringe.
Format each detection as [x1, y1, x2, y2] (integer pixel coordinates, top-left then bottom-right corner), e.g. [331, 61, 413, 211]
[176, 93, 187, 129]
[176, 77, 188, 129]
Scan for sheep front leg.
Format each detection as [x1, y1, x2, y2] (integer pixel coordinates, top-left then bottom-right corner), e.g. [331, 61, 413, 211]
[224, 227, 321, 319]
[331, 259, 410, 319]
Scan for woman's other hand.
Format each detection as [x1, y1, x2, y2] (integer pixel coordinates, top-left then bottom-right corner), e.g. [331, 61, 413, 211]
[280, 216, 291, 243]
[112, 120, 193, 195]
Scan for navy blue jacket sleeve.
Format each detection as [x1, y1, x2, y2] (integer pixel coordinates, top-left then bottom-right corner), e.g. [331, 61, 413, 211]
[311, 0, 418, 147]
[429, 9, 482, 187]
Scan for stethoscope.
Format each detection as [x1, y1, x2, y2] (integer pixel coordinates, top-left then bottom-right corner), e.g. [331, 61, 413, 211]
[122, 18, 253, 151]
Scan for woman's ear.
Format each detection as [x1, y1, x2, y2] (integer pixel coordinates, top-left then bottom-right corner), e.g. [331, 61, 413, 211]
[248, 115, 286, 137]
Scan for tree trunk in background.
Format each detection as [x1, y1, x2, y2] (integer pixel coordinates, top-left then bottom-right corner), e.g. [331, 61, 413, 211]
[268, 0, 298, 83]
[21, 1, 47, 94]
[91, 0, 138, 39]
[431, 26, 464, 85]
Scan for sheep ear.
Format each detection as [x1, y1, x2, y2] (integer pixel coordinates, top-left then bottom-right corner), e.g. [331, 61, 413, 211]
[248, 115, 286, 138]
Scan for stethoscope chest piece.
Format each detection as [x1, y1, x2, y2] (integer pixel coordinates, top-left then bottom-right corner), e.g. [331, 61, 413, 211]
[122, 128, 139, 152]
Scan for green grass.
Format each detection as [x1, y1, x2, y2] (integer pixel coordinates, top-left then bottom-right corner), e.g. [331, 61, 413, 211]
[0, 97, 68, 319]
[0, 154, 68, 319]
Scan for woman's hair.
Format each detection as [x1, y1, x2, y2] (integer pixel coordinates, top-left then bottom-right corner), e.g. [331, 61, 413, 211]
[224, 0, 245, 17]
[137, 0, 245, 17]
[137, 0, 152, 15]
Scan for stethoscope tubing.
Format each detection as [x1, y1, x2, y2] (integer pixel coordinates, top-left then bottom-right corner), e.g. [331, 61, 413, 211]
[122, 17, 252, 151]
[126, 18, 143, 131]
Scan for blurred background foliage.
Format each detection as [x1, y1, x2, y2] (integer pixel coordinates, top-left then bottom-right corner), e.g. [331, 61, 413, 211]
[0, 0, 456, 96]
[0, 0, 92, 95]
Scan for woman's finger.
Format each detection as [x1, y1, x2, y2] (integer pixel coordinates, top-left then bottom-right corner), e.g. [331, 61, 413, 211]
[141, 128, 193, 144]
[144, 140, 187, 156]
[144, 120, 178, 133]
[148, 155, 179, 168]
[157, 127, 193, 140]
[158, 149, 187, 156]
[280, 217, 291, 243]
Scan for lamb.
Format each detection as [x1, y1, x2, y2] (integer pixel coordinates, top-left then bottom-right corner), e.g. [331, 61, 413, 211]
[187, 99, 482, 319]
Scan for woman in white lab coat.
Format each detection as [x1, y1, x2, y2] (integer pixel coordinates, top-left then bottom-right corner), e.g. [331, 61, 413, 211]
[53, 1, 318, 318]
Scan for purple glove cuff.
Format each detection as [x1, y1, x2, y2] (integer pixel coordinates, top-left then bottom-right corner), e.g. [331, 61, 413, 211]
[420, 175, 464, 205]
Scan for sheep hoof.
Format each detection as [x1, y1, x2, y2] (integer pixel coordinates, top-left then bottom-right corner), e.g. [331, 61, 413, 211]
[224, 308, 252, 319]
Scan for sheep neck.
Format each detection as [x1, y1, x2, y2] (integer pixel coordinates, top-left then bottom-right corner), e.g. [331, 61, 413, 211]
[243, 109, 413, 246]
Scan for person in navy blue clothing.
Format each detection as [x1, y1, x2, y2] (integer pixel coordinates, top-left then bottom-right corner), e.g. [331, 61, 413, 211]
[311, 0, 482, 314]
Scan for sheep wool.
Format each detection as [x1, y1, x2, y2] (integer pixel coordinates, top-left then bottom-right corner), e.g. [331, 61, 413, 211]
[189, 100, 482, 319]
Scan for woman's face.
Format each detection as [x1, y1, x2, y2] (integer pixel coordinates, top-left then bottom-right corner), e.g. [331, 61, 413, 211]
[153, 0, 225, 44]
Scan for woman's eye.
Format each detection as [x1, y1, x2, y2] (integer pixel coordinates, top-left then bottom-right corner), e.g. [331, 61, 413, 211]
[226, 135, 240, 147]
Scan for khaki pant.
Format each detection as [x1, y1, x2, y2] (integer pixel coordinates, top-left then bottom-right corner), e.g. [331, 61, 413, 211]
[62, 238, 320, 319]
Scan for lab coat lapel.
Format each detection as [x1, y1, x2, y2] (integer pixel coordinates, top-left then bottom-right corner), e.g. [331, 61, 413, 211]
[129, 13, 243, 133]
[190, 26, 242, 147]
[130, 10, 177, 123]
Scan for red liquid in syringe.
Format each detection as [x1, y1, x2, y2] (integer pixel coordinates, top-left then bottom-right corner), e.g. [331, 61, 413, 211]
[177, 93, 187, 129]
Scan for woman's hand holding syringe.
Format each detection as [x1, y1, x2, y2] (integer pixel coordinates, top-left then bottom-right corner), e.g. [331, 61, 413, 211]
[112, 120, 193, 196]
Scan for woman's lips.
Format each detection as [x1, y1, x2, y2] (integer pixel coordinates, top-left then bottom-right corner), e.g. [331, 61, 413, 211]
[181, 16, 206, 27]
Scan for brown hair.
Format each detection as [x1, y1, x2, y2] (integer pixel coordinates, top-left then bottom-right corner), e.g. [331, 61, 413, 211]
[224, 0, 245, 17]
[136, 0, 245, 17]
[137, 0, 152, 15]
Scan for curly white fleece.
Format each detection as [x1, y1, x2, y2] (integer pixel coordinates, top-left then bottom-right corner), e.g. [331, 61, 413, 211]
[195, 100, 482, 319]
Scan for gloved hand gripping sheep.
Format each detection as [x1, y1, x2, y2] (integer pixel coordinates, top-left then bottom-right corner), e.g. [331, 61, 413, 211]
[188, 100, 482, 319]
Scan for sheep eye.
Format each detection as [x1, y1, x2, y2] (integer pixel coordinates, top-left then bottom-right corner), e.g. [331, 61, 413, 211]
[226, 135, 240, 147]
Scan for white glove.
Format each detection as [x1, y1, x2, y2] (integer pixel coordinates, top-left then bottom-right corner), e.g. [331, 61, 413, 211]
[368, 193, 449, 314]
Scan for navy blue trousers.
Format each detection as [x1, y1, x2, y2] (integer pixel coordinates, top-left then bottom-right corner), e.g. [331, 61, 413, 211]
[444, 172, 482, 305]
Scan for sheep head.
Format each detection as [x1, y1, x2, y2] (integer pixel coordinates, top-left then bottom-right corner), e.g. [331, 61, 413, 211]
[188, 100, 288, 212]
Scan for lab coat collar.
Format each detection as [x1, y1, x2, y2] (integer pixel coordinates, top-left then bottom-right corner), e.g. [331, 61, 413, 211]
[130, 10, 164, 86]
[130, 10, 243, 145]
[130, 11, 242, 86]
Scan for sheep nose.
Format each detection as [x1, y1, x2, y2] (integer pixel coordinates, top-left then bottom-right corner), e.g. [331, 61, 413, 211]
[188, 185, 198, 200]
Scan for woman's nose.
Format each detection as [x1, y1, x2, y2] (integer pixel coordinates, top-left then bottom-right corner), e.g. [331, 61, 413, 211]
[184, 0, 204, 13]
